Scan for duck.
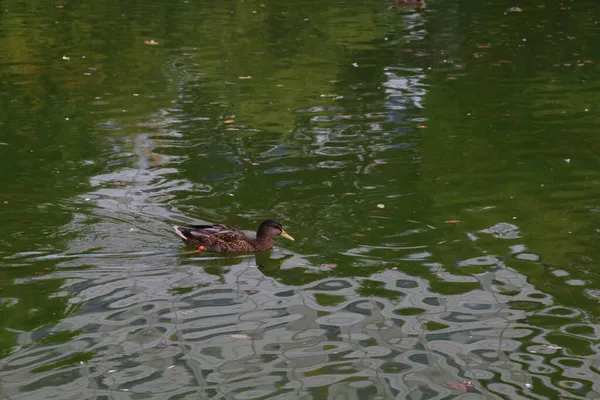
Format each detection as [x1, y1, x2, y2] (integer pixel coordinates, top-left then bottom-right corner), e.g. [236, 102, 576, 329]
[173, 219, 294, 253]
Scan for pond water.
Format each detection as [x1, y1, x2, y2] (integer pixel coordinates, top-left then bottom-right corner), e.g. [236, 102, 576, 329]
[1, 0, 600, 398]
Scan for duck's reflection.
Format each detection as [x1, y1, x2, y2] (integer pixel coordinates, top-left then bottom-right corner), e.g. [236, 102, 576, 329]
[180, 249, 294, 280]
[255, 251, 294, 277]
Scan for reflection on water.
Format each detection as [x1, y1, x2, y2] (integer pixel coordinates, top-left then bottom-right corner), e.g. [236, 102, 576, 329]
[2, 0, 600, 398]
[3, 235, 599, 399]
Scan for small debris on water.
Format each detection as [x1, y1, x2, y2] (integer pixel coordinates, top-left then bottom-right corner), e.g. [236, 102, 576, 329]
[231, 334, 251, 339]
[564, 158, 571, 163]
[377, 204, 385, 209]
[144, 40, 159, 45]
[62, 55, 70, 60]
[352, 62, 358, 67]
[239, 76, 252, 80]
[224, 120, 234, 124]
[505, 6, 522, 13]
[544, 344, 562, 350]
[447, 381, 474, 391]
[445, 220, 460, 224]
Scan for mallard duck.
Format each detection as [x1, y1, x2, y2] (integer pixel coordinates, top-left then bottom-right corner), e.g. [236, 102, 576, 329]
[173, 219, 294, 253]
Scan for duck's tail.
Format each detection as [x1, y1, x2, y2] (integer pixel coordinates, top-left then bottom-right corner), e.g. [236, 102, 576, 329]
[173, 226, 189, 240]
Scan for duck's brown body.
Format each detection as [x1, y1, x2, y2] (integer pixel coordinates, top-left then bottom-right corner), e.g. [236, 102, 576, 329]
[173, 220, 294, 253]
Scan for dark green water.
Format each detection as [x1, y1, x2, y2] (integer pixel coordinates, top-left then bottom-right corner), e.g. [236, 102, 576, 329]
[1, 0, 600, 398]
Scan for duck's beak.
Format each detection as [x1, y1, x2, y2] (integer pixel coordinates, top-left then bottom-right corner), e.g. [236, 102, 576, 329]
[280, 229, 295, 241]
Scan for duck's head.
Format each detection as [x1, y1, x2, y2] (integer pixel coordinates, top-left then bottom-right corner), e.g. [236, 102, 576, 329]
[257, 219, 294, 241]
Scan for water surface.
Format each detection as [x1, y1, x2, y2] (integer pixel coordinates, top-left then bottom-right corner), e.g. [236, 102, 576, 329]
[1, 0, 600, 398]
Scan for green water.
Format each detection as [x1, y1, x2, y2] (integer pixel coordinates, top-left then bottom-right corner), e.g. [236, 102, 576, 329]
[1, 0, 600, 398]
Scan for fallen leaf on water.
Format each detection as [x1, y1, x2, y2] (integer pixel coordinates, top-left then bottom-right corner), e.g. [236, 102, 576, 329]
[448, 381, 474, 391]
[377, 204, 385, 209]
[335, 113, 352, 119]
[231, 334, 251, 339]
[144, 40, 159, 45]
[238, 76, 252, 80]
[445, 220, 460, 224]
[417, 125, 427, 129]
[323, 263, 337, 269]
[224, 120, 234, 124]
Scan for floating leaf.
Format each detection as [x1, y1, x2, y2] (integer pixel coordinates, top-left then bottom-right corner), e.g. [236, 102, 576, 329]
[231, 334, 251, 339]
[144, 40, 159, 45]
[445, 220, 460, 224]
[448, 381, 474, 391]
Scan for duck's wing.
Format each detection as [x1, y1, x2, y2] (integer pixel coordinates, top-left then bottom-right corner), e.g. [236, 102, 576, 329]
[174, 224, 247, 242]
